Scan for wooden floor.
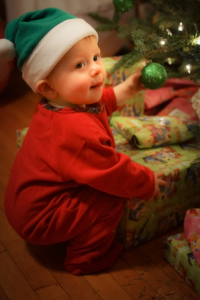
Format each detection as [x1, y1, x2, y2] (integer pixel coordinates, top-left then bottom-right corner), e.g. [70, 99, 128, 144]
[0, 67, 200, 300]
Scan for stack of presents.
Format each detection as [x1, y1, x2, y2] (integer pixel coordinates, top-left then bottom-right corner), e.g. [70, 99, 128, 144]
[17, 57, 200, 294]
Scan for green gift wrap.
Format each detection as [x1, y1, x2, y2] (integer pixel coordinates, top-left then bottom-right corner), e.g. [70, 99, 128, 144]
[110, 115, 196, 148]
[112, 127, 200, 248]
[163, 234, 200, 296]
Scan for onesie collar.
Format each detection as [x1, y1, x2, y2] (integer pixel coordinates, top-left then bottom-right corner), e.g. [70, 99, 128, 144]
[40, 98, 105, 114]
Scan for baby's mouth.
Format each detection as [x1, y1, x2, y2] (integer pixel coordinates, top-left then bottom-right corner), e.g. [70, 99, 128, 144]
[90, 82, 103, 89]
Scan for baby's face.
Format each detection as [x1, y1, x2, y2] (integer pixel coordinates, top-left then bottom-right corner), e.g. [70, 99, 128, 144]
[47, 36, 106, 106]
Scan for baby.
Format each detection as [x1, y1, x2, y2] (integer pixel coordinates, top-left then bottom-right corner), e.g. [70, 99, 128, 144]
[1, 8, 166, 275]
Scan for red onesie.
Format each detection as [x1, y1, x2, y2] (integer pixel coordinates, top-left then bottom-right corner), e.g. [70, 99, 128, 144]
[4, 88, 155, 275]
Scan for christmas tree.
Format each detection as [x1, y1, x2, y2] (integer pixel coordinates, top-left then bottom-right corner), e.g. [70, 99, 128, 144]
[89, 0, 200, 169]
[89, 0, 200, 78]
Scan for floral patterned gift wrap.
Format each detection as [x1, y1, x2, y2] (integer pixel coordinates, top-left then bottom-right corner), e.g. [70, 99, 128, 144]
[110, 115, 196, 148]
[190, 88, 200, 119]
[112, 127, 200, 248]
[163, 233, 200, 296]
[184, 209, 200, 269]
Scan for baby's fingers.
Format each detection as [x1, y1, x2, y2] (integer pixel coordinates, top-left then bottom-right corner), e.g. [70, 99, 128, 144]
[155, 172, 165, 178]
[158, 178, 167, 186]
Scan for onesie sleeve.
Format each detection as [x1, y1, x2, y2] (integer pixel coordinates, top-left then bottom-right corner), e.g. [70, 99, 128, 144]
[55, 118, 155, 200]
[101, 88, 118, 116]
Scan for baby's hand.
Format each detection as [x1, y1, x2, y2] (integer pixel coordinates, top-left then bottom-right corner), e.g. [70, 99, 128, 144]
[113, 66, 146, 106]
[151, 172, 167, 200]
[125, 69, 145, 96]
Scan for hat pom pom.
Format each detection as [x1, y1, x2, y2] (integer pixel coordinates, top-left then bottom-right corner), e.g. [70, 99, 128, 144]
[0, 39, 16, 61]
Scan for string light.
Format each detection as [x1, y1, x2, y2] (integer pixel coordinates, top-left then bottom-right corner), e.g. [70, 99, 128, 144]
[160, 39, 166, 45]
[167, 58, 172, 65]
[196, 36, 200, 45]
[178, 22, 183, 31]
[193, 36, 200, 45]
[177, 22, 200, 70]
[186, 64, 191, 73]
[166, 29, 172, 36]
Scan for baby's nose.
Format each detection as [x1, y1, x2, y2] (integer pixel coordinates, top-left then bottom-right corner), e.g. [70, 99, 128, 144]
[91, 63, 102, 76]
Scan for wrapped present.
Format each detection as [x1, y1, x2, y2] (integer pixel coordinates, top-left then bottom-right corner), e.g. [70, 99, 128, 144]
[164, 78, 197, 89]
[144, 87, 176, 110]
[190, 87, 200, 119]
[144, 83, 198, 117]
[144, 85, 199, 111]
[157, 97, 199, 121]
[184, 209, 200, 267]
[112, 127, 200, 248]
[110, 115, 196, 148]
[163, 233, 200, 296]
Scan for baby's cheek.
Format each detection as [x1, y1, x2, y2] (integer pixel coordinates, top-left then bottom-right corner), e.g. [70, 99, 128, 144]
[71, 76, 87, 90]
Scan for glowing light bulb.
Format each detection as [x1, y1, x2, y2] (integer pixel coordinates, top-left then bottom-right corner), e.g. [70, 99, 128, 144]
[178, 22, 183, 31]
[160, 39, 166, 45]
[186, 64, 191, 73]
[167, 58, 172, 65]
[197, 37, 200, 45]
[166, 29, 172, 36]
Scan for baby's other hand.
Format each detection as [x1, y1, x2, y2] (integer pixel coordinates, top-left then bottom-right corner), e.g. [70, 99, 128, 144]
[151, 172, 167, 201]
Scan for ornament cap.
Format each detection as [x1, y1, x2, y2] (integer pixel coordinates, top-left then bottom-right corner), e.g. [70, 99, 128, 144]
[0, 39, 16, 61]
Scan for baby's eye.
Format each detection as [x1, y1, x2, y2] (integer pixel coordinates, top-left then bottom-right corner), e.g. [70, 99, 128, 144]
[93, 55, 99, 61]
[76, 62, 84, 69]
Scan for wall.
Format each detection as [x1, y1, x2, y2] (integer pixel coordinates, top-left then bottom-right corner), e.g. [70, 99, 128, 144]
[4, 0, 135, 56]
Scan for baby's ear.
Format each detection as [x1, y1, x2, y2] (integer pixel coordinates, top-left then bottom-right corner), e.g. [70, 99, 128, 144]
[36, 79, 57, 99]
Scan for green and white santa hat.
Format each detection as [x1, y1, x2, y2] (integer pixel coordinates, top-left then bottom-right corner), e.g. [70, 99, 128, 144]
[0, 8, 98, 92]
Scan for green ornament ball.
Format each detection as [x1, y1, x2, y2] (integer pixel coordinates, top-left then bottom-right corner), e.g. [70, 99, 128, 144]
[113, 0, 135, 12]
[141, 63, 167, 90]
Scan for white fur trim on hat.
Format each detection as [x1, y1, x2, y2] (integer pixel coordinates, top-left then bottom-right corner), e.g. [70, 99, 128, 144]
[22, 18, 98, 92]
[0, 39, 16, 61]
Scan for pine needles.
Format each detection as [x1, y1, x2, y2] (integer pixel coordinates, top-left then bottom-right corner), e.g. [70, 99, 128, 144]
[89, 0, 200, 81]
